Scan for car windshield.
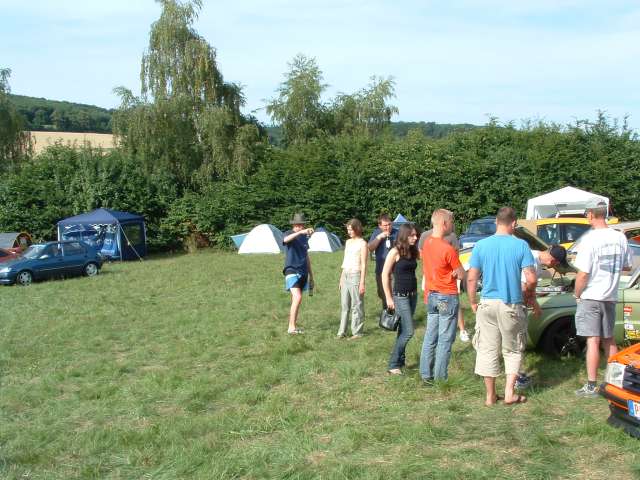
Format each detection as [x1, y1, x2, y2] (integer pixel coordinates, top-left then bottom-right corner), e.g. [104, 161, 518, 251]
[467, 222, 496, 235]
[22, 245, 46, 259]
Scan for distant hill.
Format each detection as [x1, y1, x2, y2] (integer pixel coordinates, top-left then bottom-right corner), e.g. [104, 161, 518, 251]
[265, 121, 478, 145]
[9, 94, 479, 140]
[390, 121, 478, 138]
[9, 94, 114, 133]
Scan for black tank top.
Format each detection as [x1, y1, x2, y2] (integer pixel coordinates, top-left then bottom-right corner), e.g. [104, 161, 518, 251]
[393, 256, 417, 294]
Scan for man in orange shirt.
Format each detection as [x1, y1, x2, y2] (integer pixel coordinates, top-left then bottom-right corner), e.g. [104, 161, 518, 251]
[420, 209, 466, 383]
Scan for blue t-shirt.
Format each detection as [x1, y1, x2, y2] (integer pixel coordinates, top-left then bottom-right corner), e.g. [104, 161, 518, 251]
[469, 234, 534, 304]
[282, 230, 309, 276]
[369, 227, 398, 274]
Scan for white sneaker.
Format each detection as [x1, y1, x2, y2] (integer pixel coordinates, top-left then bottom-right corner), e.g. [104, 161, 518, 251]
[459, 329, 470, 343]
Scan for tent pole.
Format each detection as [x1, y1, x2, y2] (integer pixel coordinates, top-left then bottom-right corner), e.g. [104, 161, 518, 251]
[119, 223, 144, 262]
[118, 222, 123, 262]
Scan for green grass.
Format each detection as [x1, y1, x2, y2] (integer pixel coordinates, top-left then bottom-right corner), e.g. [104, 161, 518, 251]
[1, 251, 639, 479]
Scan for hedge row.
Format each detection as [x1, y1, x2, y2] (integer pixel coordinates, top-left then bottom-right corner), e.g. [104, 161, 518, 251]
[1, 117, 638, 250]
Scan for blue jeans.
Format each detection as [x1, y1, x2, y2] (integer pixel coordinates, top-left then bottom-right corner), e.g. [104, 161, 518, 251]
[388, 294, 417, 369]
[419, 292, 459, 380]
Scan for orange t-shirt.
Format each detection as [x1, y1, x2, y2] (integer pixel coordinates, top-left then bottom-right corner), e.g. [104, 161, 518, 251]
[421, 236, 462, 299]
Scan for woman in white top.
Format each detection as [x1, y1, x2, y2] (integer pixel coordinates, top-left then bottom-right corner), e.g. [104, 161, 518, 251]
[338, 219, 368, 339]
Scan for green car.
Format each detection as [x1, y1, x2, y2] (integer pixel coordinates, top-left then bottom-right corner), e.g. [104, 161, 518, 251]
[524, 227, 640, 356]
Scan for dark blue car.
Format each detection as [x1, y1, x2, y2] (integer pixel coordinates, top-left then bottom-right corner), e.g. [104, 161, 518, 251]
[459, 216, 497, 249]
[0, 241, 103, 286]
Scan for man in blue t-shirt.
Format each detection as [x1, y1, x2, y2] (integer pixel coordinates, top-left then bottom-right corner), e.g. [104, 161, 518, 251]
[282, 212, 314, 335]
[467, 207, 537, 406]
[368, 213, 398, 310]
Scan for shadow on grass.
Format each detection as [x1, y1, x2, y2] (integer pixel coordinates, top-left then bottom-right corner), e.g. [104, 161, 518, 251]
[525, 349, 584, 391]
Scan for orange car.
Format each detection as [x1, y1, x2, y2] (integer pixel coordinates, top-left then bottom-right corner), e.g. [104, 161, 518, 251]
[601, 342, 640, 439]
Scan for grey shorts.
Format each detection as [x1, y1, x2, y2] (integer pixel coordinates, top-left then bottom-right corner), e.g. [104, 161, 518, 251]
[575, 299, 616, 338]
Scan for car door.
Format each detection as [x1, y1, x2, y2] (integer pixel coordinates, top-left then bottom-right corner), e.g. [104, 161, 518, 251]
[61, 242, 88, 276]
[620, 268, 640, 344]
[32, 244, 64, 279]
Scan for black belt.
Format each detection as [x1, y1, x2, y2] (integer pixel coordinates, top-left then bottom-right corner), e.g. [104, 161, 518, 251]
[393, 291, 417, 297]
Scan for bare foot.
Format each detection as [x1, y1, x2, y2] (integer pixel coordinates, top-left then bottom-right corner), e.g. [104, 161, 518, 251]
[485, 395, 504, 406]
[504, 395, 527, 405]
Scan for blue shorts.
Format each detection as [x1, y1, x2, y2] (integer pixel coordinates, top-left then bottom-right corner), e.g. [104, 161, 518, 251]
[285, 272, 308, 291]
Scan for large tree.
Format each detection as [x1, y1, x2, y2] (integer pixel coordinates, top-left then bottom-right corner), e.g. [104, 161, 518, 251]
[265, 54, 329, 146]
[0, 68, 31, 170]
[113, 0, 263, 186]
[266, 56, 398, 144]
[331, 76, 398, 137]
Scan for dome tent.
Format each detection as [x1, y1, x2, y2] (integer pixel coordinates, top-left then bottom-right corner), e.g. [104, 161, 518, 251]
[392, 214, 410, 227]
[308, 227, 342, 252]
[57, 208, 146, 261]
[230, 233, 249, 249]
[238, 224, 284, 254]
[0, 232, 33, 251]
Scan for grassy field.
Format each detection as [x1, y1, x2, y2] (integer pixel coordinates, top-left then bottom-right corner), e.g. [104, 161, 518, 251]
[1, 250, 639, 479]
[28, 131, 115, 154]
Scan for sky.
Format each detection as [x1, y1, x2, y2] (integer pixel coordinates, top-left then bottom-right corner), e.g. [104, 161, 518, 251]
[2, 0, 640, 130]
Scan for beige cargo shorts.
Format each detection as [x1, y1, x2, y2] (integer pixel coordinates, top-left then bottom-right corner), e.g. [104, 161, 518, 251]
[473, 299, 528, 377]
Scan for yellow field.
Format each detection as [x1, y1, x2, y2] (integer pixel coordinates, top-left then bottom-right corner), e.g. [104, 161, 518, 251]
[28, 131, 116, 154]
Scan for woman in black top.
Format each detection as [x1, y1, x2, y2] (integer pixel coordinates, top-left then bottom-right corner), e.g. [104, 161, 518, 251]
[382, 223, 421, 374]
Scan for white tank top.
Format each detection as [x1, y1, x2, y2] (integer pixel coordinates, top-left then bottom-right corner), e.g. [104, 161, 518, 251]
[341, 238, 366, 273]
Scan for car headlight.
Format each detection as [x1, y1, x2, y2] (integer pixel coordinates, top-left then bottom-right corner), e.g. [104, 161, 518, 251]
[462, 242, 475, 249]
[0, 266, 12, 274]
[604, 362, 626, 389]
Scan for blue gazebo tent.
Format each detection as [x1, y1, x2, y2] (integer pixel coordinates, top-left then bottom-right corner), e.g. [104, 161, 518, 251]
[57, 208, 147, 261]
[393, 214, 410, 227]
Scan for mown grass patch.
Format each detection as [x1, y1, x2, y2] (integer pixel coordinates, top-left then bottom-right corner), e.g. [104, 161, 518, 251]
[1, 250, 638, 479]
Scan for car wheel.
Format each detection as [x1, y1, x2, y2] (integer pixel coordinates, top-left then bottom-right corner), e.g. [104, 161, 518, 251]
[84, 262, 99, 277]
[16, 270, 33, 286]
[541, 316, 585, 357]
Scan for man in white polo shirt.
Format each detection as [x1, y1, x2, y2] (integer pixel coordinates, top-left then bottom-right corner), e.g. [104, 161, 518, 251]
[573, 198, 633, 397]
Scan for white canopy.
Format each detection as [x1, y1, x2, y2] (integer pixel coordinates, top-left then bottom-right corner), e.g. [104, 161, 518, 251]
[525, 186, 609, 220]
[238, 224, 284, 254]
[308, 228, 342, 252]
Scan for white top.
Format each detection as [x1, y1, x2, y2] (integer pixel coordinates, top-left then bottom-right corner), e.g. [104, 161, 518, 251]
[574, 228, 633, 301]
[341, 238, 366, 273]
[521, 250, 542, 284]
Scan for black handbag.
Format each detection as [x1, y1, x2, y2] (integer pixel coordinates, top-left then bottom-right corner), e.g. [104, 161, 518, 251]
[379, 308, 400, 331]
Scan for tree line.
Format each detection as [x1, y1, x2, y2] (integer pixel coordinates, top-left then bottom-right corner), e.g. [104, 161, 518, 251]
[8, 94, 113, 133]
[0, 0, 638, 251]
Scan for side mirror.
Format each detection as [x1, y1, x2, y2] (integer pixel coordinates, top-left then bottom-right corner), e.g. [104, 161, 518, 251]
[39, 254, 49, 260]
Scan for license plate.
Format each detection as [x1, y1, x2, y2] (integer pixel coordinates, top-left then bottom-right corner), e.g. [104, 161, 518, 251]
[629, 400, 640, 419]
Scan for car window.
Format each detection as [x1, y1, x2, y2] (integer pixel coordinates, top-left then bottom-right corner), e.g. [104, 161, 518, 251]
[467, 222, 496, 235]
[537, 224, 560, 245]
[624, 228, 640, 244]
[563, 224, 590, 243]
[63, 242, 86, 256]
[49, 244, 62, 257]
[23, 245, 45, 259]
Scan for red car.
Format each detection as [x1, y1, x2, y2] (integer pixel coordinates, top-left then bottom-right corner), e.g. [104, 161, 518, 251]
[601, 342, 640, 438]
[0, 248, 18, 263]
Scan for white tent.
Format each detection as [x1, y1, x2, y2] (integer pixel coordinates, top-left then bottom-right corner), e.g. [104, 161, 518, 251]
[238, 224, 284, 254]
[525, 186, 610, 220]
[308, 228, 342, 252]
